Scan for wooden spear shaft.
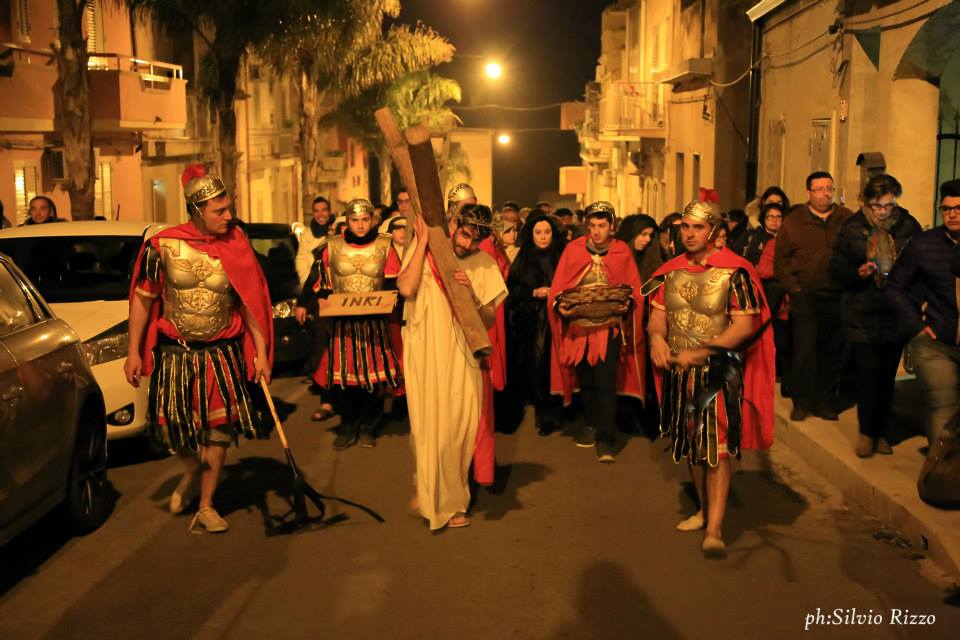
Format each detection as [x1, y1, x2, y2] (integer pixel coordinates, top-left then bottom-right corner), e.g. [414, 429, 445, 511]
[374, 108, 493, 358]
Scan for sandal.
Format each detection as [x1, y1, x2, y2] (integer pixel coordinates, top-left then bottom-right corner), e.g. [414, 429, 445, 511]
[311, 407, 337, 422]
[446, 513, 471, 529]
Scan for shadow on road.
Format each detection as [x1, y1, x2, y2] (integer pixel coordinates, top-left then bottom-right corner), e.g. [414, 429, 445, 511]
[474, 461, 552, 522]
[549, 560, 682, 639]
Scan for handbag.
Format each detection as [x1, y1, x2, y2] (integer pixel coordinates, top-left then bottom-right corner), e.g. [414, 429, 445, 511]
[917, 436, 960, 509]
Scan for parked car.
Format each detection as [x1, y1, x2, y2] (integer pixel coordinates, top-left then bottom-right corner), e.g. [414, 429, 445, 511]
[0, 221, 165, 450]
[242, 222, 311, 368]
[0, 251, 109, 545]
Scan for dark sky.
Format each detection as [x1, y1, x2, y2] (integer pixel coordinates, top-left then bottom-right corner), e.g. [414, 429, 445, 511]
[396, 0, 605, 205]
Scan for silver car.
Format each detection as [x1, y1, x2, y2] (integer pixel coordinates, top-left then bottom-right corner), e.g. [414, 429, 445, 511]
[0, 252, 109, 546]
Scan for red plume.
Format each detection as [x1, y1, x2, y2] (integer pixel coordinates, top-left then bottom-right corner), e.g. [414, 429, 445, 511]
[698, 187, 719, 203]
[181, 164, 207, 188]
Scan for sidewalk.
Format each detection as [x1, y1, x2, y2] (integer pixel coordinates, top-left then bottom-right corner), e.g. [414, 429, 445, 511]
[774, 380, 960, 584]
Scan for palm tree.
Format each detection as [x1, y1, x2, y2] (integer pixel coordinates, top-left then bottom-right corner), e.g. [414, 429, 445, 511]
[52, 0, 95, 219]
[326, 70, 462, 203]
[125, 0, 343, 201]
[259, 0, 454, 211]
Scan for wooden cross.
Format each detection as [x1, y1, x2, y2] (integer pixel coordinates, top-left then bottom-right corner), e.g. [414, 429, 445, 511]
[375, 108, 493, 358]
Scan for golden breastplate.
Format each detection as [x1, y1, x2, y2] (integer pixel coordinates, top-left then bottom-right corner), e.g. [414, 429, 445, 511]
[663, 267, 735, 351]
[328, 236, 391, 293]
[158, 238, 236, 341]
[577, 253, 609, 287]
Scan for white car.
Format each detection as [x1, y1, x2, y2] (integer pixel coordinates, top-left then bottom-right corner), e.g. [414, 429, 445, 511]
[0, 221, 166, 450]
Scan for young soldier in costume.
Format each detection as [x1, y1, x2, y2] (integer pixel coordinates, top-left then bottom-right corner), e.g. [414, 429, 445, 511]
[398, 205, 507, 531]
[643, 199, 775, 558]
[124, 166, 273, 533]
[299, 199, 402, 449]
[548, 201, 645, 462]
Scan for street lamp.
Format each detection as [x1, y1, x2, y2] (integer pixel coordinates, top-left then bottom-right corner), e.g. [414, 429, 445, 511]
[484, 62, 503, 80]
[497, 133, 511, 145]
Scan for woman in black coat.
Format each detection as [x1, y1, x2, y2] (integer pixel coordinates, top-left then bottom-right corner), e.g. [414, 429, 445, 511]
[829, 174, 921, 458]
[505, 213, 566, 434]
[615, 213, 663, 282]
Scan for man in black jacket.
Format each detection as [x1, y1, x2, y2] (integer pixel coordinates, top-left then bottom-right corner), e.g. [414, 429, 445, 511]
[886, 179, 960, 443]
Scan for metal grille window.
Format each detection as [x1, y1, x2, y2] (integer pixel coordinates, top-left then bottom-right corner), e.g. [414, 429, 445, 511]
[14, 163, 39, 225]
[15, 0, 31, 42]
[85, 0, 104, 54]
[95, 162, 113, 218]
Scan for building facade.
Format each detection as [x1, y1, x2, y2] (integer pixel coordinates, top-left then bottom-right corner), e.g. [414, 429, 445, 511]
[0, 0, 366, 227]
[752, 0, 959, 228]
[564, 0, 754, 219]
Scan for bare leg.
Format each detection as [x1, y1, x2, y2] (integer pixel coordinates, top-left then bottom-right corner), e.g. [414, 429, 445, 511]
[677, 461, 706, 531]
[704, 458, 731, 539]
[169, 450, 201, 513]
[198, 445, 227, 511]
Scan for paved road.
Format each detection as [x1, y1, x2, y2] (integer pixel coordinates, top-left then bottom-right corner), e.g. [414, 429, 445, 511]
[1, 375, 958, 640]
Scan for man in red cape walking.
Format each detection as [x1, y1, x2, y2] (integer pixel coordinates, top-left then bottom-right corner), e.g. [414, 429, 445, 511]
[548, 201, 645, 463]
[643, 198, 774, 559]
[124, 166, 273, 533]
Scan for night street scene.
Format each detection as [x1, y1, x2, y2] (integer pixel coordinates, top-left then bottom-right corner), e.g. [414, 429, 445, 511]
[3, 0, 960, 638]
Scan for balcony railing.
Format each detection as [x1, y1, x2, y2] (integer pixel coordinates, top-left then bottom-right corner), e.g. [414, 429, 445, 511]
[87, 53, 184, 86]
[0, 43, 57, 130]
[599, 81, 665, 138]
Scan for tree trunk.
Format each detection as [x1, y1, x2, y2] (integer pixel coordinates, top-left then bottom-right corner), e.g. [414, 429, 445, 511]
[53, 0, 95, 220]
[298, 75, 325, 218]
[214, 51, 241, 210]
[378, 147, 392, 204]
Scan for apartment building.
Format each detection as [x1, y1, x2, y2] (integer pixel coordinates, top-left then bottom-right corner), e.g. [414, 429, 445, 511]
[0, 1, 366, 227]
[563, 0, 754, 219]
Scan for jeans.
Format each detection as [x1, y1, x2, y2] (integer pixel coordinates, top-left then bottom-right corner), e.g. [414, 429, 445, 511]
[575, 332, 621, 446]
[851, 341, 903, 438]
[909, 334, 960, 442]
[789, 291, 844, 410]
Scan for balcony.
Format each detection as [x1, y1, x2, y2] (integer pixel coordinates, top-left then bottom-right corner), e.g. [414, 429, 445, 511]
[653, 58, 714, 87]
[0, 44, 57, 132]
[88, 54, 187, 131]
[598, 82, 665, 141]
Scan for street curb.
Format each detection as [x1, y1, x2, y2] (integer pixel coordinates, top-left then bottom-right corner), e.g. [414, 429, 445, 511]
[774, 400, 960, 584]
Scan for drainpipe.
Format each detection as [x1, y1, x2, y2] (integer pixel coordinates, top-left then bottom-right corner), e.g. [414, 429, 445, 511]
[745, 19, 762, 202]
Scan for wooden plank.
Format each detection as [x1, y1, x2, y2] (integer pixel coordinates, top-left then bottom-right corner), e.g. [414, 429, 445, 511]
[374, 109, 492, 358]
[317, 291, 398, 317]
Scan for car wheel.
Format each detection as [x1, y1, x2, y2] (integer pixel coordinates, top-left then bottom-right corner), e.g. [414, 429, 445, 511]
[65, 416, 109, 534]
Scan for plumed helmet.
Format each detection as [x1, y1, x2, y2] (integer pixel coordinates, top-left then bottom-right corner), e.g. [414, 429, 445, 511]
[682, 199, 722, 228]
[182, 164, 226, 207]
[457, 203, 494, 239]
[344, 198, 375, 219]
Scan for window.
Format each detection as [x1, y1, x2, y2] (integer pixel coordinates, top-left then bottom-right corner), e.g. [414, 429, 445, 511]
[675, 152, 685, 210]
[0, 263, 38, 337]
[94, 162, 113, 218]
[692, 154, 701, 201]
[13, 162, 39, 225]
[85, 0, 105, 54]
[14, 0, 31, 42]
[810, 117, 833, 174]
[151, 179, 167, 223]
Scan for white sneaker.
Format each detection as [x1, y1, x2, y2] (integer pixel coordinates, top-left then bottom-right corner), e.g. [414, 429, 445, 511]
[189, 507, 230, 533]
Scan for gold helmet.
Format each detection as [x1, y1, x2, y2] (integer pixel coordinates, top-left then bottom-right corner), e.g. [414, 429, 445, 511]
[583, 200, 616, 225]
[344, 198, 374, 219]
[446, 183, 477, 220]
[682, 199, 722, 237]
[183, 168, 227, 214]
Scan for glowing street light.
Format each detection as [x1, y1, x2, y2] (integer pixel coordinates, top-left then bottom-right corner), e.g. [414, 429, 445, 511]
[497, 133, 511, 145]
[484, 62, 503, 80]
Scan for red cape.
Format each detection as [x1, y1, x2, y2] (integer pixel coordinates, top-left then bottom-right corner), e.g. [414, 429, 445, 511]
[129, 223, 274, 380]
[479, 236, 509, 391]
[547, 236, 645, 405]
[649, 248, 775, 451]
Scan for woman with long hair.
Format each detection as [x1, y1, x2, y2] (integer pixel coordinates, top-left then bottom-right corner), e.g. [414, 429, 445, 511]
[615, 213, 663, 282]
[505, 213, 566, 434]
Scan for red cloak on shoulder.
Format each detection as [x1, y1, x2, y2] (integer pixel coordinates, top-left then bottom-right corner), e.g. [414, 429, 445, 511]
[649, 248, 775, 451]
[479, 236, 509, 391]
[128, 223, 274, 380]
[547, 236, 645, 405]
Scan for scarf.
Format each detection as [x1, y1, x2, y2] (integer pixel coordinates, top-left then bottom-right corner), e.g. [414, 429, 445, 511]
[344, 227, 379, 245]
[862, 207, 900, 286]
[311, 218, 330, 239]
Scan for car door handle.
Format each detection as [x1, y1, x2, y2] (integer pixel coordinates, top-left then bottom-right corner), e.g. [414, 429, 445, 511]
[57, 361, 75, 376]
[1, 385, 23, 402]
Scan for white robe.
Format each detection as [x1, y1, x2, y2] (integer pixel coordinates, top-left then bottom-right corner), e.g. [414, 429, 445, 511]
[401, 237, 507, 529]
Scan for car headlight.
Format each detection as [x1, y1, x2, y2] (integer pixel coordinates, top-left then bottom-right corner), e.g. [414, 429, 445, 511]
[84, 322, 129, 366]
[272, 299, 297, 319]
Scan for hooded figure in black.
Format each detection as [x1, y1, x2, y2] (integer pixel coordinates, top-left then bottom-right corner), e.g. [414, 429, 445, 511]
[615, 214, 663, 282]
[503, 213, 566, 434]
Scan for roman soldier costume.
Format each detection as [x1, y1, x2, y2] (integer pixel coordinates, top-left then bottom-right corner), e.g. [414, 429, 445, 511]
[129, 168, 273, 452]
[643, 200, 775, 466]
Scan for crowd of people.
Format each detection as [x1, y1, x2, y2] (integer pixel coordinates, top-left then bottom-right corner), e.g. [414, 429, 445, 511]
[114, 161, 960, 554]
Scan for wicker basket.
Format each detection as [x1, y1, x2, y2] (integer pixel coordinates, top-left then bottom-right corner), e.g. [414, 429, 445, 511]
[556, 284, 633, 322]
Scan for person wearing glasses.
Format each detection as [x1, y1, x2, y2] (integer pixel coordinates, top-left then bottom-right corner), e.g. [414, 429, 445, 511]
[774, 171, 854, 421]
[886, 179, 960, 445]
[830, 175, 921, 457]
